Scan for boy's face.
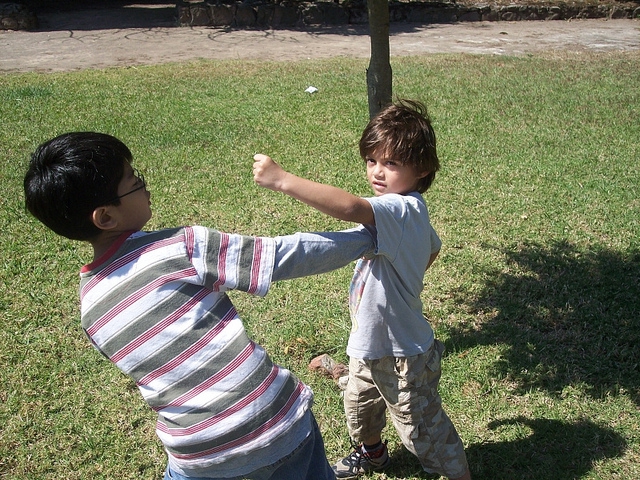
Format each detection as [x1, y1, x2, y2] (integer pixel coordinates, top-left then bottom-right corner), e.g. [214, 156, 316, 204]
[112, 164, 152, 231]
[365, 147, 428, 196]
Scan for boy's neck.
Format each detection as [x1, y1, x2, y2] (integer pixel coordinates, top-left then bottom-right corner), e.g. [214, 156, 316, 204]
[90, 230, 134, 262]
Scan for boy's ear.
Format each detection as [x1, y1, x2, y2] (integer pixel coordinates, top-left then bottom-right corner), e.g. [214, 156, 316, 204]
[91, 206, 118, 231]
[417, 169, 431, 179]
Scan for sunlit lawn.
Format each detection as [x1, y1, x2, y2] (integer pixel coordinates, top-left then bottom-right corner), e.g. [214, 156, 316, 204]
[1, 51, 638, 479]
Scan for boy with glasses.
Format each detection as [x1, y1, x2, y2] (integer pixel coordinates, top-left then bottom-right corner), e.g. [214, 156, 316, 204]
[24, 131, 377, 480]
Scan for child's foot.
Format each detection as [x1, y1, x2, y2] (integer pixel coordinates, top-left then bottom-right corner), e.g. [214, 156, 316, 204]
[332, 440, 390, 478]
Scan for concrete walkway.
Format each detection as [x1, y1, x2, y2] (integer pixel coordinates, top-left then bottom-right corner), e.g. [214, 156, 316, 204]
[1, 4, 638, 73]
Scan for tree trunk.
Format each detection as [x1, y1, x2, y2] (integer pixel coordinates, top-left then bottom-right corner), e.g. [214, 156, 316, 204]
[366, 0, 392, 119]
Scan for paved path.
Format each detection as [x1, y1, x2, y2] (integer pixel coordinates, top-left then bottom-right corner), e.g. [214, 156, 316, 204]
[1, 4, 638, 73]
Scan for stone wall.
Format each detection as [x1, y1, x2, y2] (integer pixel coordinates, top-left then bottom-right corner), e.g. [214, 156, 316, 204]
[1, 2, 38, 29]
[1, 0, 639, 31]
[177, 0, 640, 27]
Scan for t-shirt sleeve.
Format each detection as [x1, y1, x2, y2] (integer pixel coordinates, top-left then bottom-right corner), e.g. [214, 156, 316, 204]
[430, 223, 442, 254]
[188, 226, 276, 297]
[366, 193, 440, 270]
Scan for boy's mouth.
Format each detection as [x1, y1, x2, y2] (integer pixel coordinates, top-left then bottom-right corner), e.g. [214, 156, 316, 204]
[371, 181, 387, 194]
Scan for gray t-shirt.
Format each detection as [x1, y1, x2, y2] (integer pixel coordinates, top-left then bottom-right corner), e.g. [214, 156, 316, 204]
[347, 192, 441, 359]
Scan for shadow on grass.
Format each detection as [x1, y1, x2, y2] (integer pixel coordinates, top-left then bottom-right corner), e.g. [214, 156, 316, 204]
[467, 416, 627, 480]
[447, 240, 640, 405]
[383, 416, 626, 480]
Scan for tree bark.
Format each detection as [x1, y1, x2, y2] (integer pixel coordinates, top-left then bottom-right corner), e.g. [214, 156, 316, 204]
[366, 0, 392, 119]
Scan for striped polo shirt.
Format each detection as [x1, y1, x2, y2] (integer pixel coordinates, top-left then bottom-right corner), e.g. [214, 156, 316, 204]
[79, 226, 312, 474]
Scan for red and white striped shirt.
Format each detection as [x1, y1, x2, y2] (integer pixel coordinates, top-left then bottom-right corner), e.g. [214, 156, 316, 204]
[79, 225, 374, 476]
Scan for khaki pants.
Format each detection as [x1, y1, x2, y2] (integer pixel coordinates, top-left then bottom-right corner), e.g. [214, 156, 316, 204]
[344, 339, 468, 478]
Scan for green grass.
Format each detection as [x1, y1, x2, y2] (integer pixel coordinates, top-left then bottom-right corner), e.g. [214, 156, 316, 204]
[1, 51, 639, 479]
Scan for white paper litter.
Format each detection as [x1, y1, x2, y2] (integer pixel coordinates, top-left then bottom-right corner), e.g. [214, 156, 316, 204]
[305, 86, 318, 94]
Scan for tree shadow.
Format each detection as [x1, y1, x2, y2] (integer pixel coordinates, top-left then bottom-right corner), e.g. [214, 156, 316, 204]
[383, 416, 626, 480]
[357, 241, 636, 479]
[467, 416, 627, 480]
[447, 240, 640, 404]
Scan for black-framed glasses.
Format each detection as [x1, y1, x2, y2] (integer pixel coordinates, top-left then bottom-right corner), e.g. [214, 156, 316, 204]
[106, 168, 146, 203]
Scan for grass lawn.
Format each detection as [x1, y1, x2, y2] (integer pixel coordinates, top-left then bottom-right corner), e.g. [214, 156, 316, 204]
[1, 51, 639, 479]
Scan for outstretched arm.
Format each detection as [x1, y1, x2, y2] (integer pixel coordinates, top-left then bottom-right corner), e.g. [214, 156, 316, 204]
[253, 154, 375, 225]
[272, 228, 376, 282]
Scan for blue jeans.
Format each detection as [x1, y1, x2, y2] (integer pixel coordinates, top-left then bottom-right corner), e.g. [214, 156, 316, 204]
[163, 415, 336, 480]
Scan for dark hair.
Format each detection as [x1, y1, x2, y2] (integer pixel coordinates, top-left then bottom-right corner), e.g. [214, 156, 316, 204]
[24, 132, 132, 240]
[359, 99, 439, 193]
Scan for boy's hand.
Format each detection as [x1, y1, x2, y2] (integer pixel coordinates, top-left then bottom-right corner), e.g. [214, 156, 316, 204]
[253, 154, 286, 191]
